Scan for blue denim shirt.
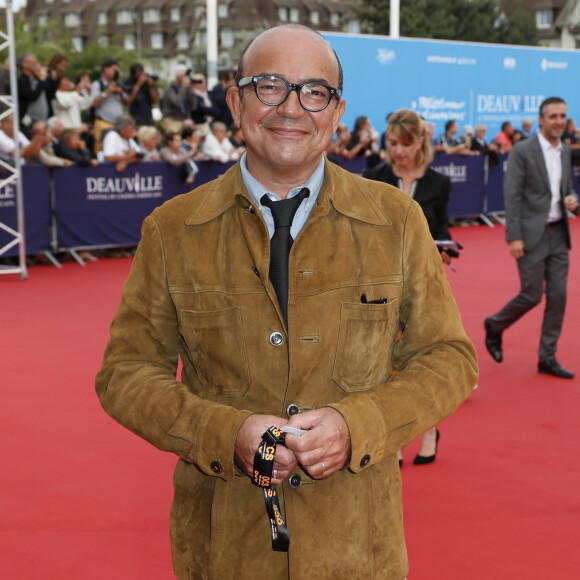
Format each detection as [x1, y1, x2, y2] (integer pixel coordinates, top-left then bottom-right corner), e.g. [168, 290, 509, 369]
[240, 151, 325, 240]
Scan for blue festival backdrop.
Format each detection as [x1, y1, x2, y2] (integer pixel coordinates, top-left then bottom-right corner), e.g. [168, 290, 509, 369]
[323, 33, 580, 140]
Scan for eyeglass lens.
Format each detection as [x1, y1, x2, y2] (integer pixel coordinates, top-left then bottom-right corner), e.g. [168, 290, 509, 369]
[256, 77, 332, 111]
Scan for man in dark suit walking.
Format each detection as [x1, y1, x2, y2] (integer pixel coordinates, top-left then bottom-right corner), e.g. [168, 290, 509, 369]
[485, 97, 579, 378]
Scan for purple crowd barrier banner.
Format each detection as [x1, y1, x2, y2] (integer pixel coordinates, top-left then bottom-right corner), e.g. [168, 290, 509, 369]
[429, 154, 485, 218]
[338, 156, 368, 176]
[0, 165, 51, 256]
[486, 153, 509, 213]
[5, 155, 497, 257]
[53, 160, 235, 250]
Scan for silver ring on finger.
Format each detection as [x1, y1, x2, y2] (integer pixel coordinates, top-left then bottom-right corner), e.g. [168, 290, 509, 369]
[273, 469, 278, 479]
[321, 462, 326, 472]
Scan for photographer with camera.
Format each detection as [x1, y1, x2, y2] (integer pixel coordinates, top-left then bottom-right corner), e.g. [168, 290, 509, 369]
[190, 73, 220, 138]
[160, 64, 197, 136]
[121, 63, 160, 128]
[17, 52, 50, 138]
[91, 59, 129, 153]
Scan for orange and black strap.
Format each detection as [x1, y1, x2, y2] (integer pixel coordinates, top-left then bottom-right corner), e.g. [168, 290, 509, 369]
[252, 426, 290, 552]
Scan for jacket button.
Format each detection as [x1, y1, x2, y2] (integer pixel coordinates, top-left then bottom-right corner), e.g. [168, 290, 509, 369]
[286, 403, 300, 417]
[269, 332, 284, 346]
[288, 474, 302, 488]
[360, 454, 371, 468]
[210, 461, 223, 474]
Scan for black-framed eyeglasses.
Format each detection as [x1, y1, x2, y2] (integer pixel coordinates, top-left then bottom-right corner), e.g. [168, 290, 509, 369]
[238, 75, 340, 112]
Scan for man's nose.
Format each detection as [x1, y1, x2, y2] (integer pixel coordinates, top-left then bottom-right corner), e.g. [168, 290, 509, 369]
[276, 88, 304, 117]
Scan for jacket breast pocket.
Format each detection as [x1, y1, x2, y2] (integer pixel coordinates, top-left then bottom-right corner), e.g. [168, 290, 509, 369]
[179, 307, 251, 397]
[332, 300, 398, 393]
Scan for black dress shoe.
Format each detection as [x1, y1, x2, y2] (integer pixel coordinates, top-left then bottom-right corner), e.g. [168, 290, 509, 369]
[414, 429, 440, 465]
[484, 318, 503, 363]
[538, 358, 574, 379]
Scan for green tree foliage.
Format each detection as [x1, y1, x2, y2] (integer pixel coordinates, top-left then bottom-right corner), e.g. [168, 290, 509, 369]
[4, 19, 139, 81]
[357, 0, 538, 46]
[497, 8, 539, 46]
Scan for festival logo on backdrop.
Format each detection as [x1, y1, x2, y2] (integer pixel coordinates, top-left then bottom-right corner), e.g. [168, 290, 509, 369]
[411, 96, 467, 123]
[85, 172, 164, 201]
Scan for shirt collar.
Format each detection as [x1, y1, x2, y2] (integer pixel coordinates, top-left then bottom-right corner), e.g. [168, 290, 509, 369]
[538, 131, 562, 153]
[240, 151, 325, 208]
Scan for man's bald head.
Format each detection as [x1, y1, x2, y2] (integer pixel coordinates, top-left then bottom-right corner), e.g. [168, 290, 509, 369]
[235, 25, 343, 93]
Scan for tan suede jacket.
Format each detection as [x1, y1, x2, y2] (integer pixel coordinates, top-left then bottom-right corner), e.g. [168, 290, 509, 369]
[96, 159, 478, 580]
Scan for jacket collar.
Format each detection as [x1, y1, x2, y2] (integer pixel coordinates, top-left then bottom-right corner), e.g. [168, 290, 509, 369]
[185, 158, 392, 227]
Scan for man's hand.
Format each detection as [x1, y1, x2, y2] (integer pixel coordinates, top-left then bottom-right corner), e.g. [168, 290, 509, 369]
[509, 239, 524, 259]
[235, 414, 297, 484]
[564, 195, 579, 213]
[284, 407, 351, 480]
[440, 250, 452, 265]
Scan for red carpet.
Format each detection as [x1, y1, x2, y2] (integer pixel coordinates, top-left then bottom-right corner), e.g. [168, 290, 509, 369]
[1, 219, 579, 579]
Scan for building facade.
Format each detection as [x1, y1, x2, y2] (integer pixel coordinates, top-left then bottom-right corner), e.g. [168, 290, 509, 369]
[23, 0, 580, 80]
[501, 0, 580, 48]
[24, 0, 362, 76]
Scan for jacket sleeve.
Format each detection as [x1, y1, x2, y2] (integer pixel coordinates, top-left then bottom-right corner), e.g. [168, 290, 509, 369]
[503, 145, 526, 242]
[18, 75, 45, 111]
[430, 173, 452, 240]
[95, 216, 252, 480]
[330, 201, 478, 472]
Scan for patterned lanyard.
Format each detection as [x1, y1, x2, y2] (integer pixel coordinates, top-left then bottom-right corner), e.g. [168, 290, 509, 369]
[252, 426, 290, 551]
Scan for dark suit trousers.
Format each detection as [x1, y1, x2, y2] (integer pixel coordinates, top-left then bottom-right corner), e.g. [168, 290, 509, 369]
[488, 221, 569, 361]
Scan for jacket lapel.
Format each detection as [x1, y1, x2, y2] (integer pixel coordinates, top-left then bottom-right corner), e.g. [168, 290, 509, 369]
[530, 136, 551, 194]
[559, 145, 570, 199]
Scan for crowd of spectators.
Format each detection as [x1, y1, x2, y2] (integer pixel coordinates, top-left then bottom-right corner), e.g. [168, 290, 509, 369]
[325, 112, 578, 170]
[0, 51, 249, 264]
[0, 51, 247, 180]
[4, 50, 579, 179]
[2, 50, 579, 265]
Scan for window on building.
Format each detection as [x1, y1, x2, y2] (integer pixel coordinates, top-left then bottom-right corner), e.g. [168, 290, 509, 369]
[535, 10, 552, 29]
[330, 12, 340, 27]
[45, 0, 54, 4]
[98, 11, 107, 26]
[125, 34, 136, 50]
[177, 30, 189, 50]
[221, 28, 234, 48]
[72, 37, 83, 52]
[151, 32, 164, 50]
[38, 14, 47, 26]
[171, 7, 180, 22]
[278, 7, 288, 22]
[143, 8, 161, 24]
[310, 11, 319, 26]
[346, 20, 360, 34]
[218, 3, 228, 18]
[195, 6, 203, 18]
[195, 31, 207, 48]
[64, 13, 81, 27]
[290, 8, 299, 23]
[62, 0, 71, 3]
[116, 10, 133, 25]
[98, 35, 109, 47]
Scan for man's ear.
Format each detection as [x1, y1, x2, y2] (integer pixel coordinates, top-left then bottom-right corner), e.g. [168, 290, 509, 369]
[332, 98, 347, 134]
[226, 86, 242, 128]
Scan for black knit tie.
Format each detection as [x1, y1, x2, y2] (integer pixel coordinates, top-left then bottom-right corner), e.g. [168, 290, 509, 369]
[261, 188, 310, 326]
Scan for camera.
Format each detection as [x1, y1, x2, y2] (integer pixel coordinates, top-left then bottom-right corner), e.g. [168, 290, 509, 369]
[113, 69, 120, 82]
[147, 74, 159, 82]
